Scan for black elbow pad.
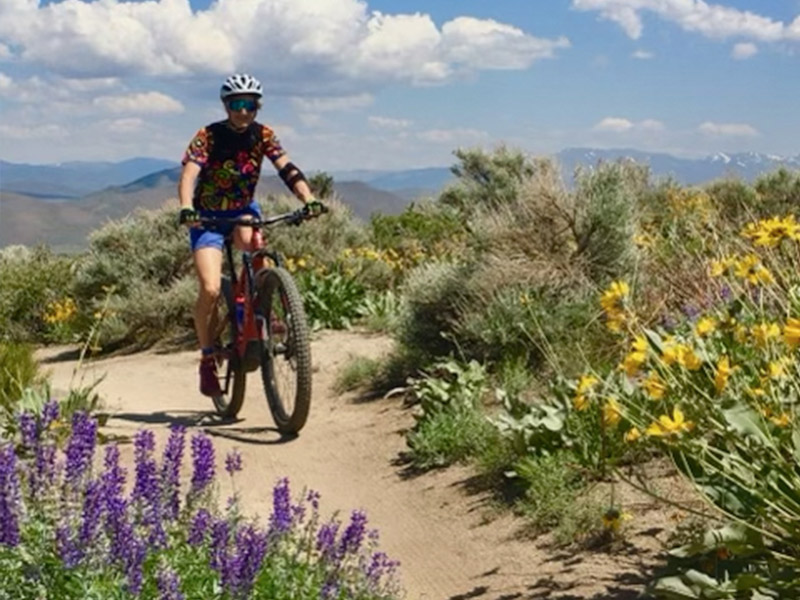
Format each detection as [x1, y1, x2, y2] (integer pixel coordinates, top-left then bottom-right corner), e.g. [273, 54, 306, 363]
[278, 162, 308, 190]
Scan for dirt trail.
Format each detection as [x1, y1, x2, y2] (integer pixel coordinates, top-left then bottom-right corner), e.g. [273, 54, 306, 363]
[39, 330, 662, 600]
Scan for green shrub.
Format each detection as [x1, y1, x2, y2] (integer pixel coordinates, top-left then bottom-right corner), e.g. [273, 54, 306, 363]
[296, 269, 366, 330]
[370, 201, 464, 254]
[573, 161, 644, 283]
[395, 261, 470, 361]
[439, 146, 535, 214]
[406, 360, 498, 469]
[357, 290, 401, 333]
[0, 246, 76, 343]
[753, 167, 800, 216]
[0, 341, 42, 431]
[514, 452, 603, 545]
[71, 207, 194, 349]
[334, 356, 383, 394]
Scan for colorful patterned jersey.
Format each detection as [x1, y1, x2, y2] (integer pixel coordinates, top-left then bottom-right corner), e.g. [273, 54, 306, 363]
[182, 121, 286, 211]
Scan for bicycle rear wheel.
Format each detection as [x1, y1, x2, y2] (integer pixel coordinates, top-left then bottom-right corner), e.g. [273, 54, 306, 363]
[257, 267, 312, 434]
[210, 276, 246, 418]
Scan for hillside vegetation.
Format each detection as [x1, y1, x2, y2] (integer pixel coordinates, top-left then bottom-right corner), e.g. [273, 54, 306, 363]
[4, 147, 800, 597]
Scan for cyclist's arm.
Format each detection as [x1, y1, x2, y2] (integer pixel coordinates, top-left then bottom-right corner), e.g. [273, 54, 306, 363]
[272, 154, 315, 204]
[178, 160, 201, 210]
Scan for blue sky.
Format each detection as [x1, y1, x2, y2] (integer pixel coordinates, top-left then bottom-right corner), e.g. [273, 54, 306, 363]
[0, 0, 796, 170]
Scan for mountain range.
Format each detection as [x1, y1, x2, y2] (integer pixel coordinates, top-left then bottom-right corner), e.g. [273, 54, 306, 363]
[2, 148, 799, 252]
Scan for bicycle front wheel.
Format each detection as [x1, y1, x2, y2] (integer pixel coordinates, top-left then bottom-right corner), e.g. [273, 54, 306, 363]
[256, 267, 312, 434]
[210, 276, 246, 418]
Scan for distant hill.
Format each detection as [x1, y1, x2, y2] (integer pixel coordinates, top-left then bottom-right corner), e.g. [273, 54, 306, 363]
[0, 157, 177, 198]
[4, 149, 800, 251]
[0, 165, 412, 251]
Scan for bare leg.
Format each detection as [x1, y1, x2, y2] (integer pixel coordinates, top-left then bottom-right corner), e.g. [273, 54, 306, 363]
[193, 247, 223, 349]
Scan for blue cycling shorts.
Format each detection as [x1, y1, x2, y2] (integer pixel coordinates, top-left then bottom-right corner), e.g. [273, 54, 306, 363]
[189, 202, 263, 252]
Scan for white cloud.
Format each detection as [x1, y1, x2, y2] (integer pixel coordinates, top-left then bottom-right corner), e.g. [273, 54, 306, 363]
[698, 121, 759, 137]
[0, 123, 68, 139]
[572, 0, 786, 43]
[0, 72, 11, 93]
[732, 42, 758, 60]
[368, 116, 413, 130]
[416, 128, 488, 143]
[593, 117, 664, 133]
[107, 118, 145, 134]
[593, 117, 634, 132]
[631, 50, 653, 59]
[291, 94, 374, 112]
[93, 92, 184, 114]
[441, 17, 570, 70]
[0, 0, 569, 88]
[0, 43, 11, 60]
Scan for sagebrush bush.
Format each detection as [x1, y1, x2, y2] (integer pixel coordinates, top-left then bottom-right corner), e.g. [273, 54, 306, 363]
[261, 195, 369, 268]
[0, 246, 76, 343]
[395, 261, 470, 361]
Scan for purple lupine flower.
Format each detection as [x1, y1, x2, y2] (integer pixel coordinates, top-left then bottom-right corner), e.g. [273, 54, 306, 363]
[209, 519, 230, 572]
[365, 551, 400, 586]
[316, 520, 340, 563]
[64, 412, 98, 486]
[56, 524, 82, 568]
[0, 443, 21, 547]
[190, 432, 215, 495]
[18, 412, 38, 448]
[31, 439, 57, 499]
[156, 567, 185, 600]
[106, 496, 133, 564]
[338, 509, 368, 556]
[225, 449, 242, 476]
[100, 444, 133, 563]
[124, 536, 147, 596]
[719, 284, 733, 303]
[132, 430, 164, 547]
[320, 579, 340, 600]
[269, 477, 292, 534]
[681, 303, 700, 320]
[101, 445, 126, 505]
[77, 478, 105, 552]
[161, 425, 186, 521]
[41, 400, 60, 430]
[188, 508, 211, 546]
[307, 489, 321, 512]
[222, 525, 269, 599]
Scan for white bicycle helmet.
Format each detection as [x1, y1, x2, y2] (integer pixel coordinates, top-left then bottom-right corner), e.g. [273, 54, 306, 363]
[220, 73, 263, 99]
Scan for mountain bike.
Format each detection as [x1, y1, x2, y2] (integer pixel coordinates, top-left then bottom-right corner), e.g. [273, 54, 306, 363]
[200, 206, 324, 434]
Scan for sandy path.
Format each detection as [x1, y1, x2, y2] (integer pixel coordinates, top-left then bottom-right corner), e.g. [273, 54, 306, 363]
[39, 330, 658, 600]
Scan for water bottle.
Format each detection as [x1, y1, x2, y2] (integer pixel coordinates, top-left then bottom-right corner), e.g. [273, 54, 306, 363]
[235, 294, 245, 329]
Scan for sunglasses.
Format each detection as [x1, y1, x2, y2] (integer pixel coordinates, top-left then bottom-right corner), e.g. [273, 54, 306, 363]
[227, 98, 258, 112]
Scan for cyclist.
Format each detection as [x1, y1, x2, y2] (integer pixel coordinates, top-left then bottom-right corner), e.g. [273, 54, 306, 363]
[178, 73, 324, 398]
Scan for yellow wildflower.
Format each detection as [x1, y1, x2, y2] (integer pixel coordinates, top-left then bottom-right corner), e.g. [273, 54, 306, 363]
[642, 371, 666, 400]
[770, 412, 791, 428]
[784, 318, 800, 348]
[741, 215, 800, 247]
[602, 508, 632, 532]
[602, 398, 622, 427]
[709, 256, 734, 277]
[624, 428, 642, 443]
[694, 317, 717, 337]
[646, 407, 693, 437]
[752, 322, 781, 347]
[748, 387, 767, 398]
[679, 347, 703, 371]
[576, 374, 599, 394]
[734, 254, 774, 285]
[714, 356, 733, 394]
[573, 395, 590, 411]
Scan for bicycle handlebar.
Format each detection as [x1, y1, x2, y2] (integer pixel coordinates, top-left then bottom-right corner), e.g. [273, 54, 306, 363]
[198, 203, 329, 228]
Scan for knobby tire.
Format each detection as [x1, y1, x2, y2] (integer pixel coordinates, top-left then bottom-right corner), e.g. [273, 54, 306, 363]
[257, 267, 312, 434]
